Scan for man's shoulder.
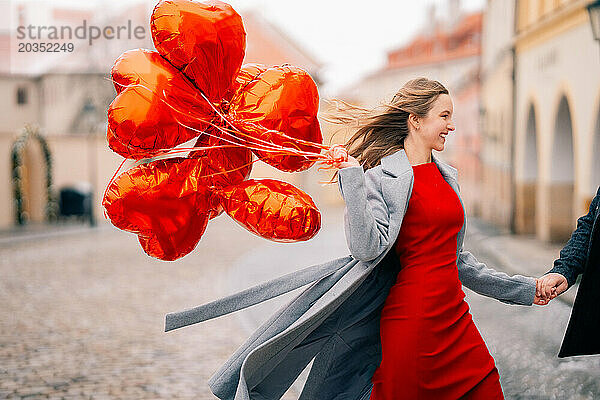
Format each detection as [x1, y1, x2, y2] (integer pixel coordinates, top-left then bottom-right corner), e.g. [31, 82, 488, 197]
[592, 187, 600, 216]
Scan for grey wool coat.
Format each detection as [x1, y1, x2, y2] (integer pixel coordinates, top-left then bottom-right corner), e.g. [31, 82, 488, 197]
[165, 149, 537, 400]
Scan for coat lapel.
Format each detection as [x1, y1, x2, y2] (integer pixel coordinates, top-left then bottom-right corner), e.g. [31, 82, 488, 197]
[380, 149, 412, 178]
[379, 150, 412, 239]
[379, 149, 458, 182]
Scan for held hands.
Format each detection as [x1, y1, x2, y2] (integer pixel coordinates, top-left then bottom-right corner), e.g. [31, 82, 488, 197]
[533, 281, 551, 305]
[537, 273, 568, 301]
[318, 145, 360, 169]
[533, 273, 568, 305]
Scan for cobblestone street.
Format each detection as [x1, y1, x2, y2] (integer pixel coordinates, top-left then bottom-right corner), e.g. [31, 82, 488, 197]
[0, 216, 296, 399]
[1, 206, 600, 399]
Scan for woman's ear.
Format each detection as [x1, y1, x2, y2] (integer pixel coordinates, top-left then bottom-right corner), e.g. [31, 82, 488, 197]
[408, 113, 420, 132]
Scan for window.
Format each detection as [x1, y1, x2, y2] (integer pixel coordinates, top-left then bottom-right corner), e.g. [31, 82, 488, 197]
[17, 87, 28, 105]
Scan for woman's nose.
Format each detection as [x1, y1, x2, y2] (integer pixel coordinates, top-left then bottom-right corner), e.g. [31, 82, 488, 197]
[448, 121, 455, 131]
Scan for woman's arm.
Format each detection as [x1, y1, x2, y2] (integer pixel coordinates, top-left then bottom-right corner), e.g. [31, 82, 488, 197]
[337, 165, 392, 262]
[456, 249, 536, 305]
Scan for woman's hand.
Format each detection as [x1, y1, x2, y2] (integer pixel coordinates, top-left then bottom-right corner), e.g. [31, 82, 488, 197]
[534, 279, 551, 305]
[319, 145, 360, 169]
[537, 273, 568, 301]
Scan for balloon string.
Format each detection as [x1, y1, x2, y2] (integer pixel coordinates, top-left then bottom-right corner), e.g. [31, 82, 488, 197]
[110, 79, 340, 162]
[104, 80, 345, 198]
[197, 157, 259, 180]
[188, 68, 330, 151]
[101, 144, 266, 207]
[173, 116, 324, 160]
[133, 144, 247, 162]
[195, 89, 328, 158]
[103, 141, 340, 208]
[109, 79, 311, 158]
[230, 75, 330, 150]
[132, 144, 263, 180]
[160, 85, 323, 158]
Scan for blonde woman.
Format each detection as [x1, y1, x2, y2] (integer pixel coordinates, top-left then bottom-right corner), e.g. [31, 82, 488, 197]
[322, 77, 549, 399]
[165, 78, 547, 400]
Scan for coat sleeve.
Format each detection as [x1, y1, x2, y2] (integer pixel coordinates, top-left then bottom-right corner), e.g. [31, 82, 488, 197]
[457, 249, 536, 305]
[447, 172, 536, 306]
[546, 186, 600, 287]
[337, 165, 391, 262]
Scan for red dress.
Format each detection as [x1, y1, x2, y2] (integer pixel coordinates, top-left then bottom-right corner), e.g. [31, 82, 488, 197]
[369, 162, 504, 400]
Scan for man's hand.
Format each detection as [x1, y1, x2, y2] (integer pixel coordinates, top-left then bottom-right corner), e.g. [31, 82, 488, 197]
[537, 273, 568, 301]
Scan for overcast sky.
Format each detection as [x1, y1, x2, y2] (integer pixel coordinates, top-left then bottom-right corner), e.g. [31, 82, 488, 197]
[9, 0, 485, 93]
[226, 0, 485, 93]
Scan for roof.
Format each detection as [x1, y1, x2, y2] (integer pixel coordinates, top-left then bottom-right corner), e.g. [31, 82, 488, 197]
[385, 11, 483, 70]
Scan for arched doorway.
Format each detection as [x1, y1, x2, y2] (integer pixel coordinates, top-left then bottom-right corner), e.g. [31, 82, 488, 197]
[549, 96, 575, 242]
[516, 104, 538, 234]
[11, 125, 57, 225]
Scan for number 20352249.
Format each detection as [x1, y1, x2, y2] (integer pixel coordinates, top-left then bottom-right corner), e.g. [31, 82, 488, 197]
[18, 42, 74, 52]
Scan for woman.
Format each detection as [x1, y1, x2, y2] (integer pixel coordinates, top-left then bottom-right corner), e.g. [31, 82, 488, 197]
[165, 78, 544, 400]
[325, 77, 542, 399]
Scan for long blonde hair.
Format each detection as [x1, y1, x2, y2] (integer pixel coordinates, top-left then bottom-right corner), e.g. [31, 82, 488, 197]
[326, 77, 449, 180]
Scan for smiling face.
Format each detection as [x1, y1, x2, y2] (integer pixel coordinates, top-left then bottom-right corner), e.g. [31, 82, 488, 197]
[411, 93, 455, 152]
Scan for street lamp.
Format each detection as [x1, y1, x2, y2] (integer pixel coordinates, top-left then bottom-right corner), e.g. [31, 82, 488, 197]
[588, 0, 600, 42]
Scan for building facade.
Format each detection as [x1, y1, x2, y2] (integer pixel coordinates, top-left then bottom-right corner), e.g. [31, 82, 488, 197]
[480, 0, 517, 229]
[513, 0, 600, 242]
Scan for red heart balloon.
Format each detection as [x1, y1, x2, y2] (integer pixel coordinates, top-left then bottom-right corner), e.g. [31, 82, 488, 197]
[216, 178, 321, 242]
[229, 64, 322, 172]
[103, 157, 221, 260]
[107, 48, 213, 159]
[151, 0, 246, 103]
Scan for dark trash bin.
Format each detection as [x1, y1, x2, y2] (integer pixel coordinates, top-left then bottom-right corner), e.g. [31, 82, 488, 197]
[59, 185, 92, 219]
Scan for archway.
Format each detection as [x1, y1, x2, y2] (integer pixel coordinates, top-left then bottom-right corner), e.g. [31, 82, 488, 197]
[516, 104, 538, 234]
[11, 125, 57, 225]
[549, 96, 575, 242]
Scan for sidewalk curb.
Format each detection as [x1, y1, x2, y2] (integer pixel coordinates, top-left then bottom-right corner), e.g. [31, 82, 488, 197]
[0, 224, 111, 246]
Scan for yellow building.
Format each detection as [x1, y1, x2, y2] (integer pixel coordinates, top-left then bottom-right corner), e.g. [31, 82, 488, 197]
[513, 0, 600, 242]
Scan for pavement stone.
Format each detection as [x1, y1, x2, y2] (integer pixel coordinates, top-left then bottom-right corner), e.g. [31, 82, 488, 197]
[0, 201, 594, 399]
[0, 215, 297, 399]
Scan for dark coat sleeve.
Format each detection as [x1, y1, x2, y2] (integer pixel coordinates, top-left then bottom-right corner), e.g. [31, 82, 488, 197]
[547, 186, 600, 287]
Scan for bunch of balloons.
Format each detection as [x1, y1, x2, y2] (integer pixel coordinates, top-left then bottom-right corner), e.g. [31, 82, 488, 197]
[102, 0, 346, 261]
